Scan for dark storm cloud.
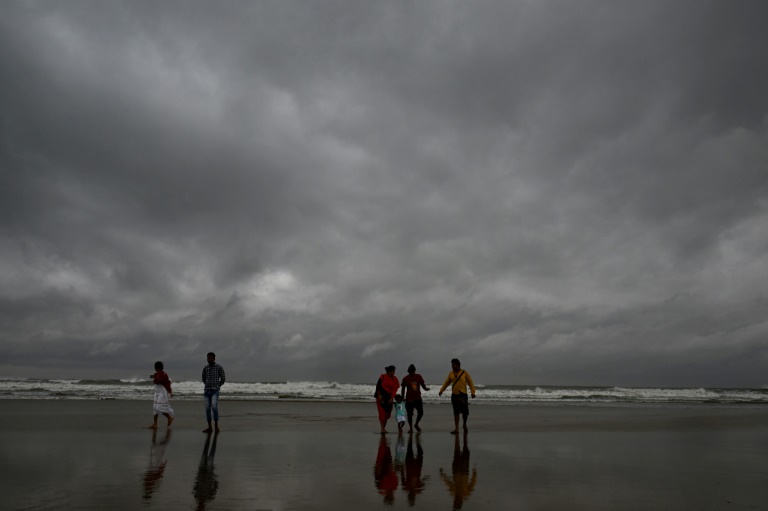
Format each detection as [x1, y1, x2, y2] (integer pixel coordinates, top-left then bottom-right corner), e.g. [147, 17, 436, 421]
[1, 1, 767, 386]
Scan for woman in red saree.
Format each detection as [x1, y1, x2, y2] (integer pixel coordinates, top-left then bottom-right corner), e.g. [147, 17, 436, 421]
[375, 365, 399, 434]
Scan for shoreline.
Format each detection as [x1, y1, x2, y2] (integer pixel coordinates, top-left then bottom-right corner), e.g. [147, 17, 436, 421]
[3, 398, 768, 432]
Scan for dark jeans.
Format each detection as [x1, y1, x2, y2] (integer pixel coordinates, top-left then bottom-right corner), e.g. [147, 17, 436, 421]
[204, 389, 219, 422]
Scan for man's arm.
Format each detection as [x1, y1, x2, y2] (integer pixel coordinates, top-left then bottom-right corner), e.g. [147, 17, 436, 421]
[218, 366, 226, 386]
[202, 367, 206, 383]
[438, 374, 451, 395]
[420, 375, 430, 391]
[401, 379, 407, 397]
[466, 372, 476, 397]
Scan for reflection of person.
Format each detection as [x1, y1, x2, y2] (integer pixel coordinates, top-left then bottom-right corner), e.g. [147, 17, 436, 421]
[202, 352, 226, 433]
[148, 361, 174, 429]
[438, 358, 476, 434]
[394, 395, 407, 433]
[440, 434, 477, 510]
[394, 432, 406, 468]
[375, 365, 399, 434]
[400, 364, 430, 433]
[142, 428, 172, 501]
[193, 432, 220, 511]
[401, 433, 428, 506]
[373, 435, 398, 504]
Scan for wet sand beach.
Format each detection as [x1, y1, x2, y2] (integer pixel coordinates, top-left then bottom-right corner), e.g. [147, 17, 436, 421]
[2, 399, 767, 510]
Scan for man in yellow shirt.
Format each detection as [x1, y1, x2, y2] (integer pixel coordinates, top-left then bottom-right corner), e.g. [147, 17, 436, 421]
[438, 358, 476, 434]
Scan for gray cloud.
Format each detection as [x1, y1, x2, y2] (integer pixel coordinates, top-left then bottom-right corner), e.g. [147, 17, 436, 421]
[1, 1, 767, 386]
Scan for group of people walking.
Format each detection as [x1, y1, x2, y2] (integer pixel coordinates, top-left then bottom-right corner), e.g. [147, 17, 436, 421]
[148, 354, 475, 436]
[148, 352, 226, 433]
[375, 358, 476, 435]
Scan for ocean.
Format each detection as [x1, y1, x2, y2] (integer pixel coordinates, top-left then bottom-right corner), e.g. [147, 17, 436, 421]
[1, 377, 766, 404]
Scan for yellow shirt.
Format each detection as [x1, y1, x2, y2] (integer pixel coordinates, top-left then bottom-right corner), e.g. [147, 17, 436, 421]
[439, 370, 475, 395]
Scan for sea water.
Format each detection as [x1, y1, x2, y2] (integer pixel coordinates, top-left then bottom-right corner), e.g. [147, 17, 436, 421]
[0, 377, 766, 404]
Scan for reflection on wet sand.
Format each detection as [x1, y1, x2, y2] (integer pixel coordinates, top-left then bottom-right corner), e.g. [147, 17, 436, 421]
[374, 435, 398, 504]
[440, 434, 477, 510]
[142, 428, 172, 501]
[395, 434, 406, 472]
[401, 433, 429, 505]
[193, 432, 219, 511]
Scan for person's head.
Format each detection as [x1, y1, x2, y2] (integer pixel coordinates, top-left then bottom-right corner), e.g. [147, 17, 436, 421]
[395, 394, 403, 402]
[407, 364, 416, 374]
[154, 361, 164, 371]
[207, 352, 216, 364]
[451, 358, 461, 370]
[385, 365, 396, 375]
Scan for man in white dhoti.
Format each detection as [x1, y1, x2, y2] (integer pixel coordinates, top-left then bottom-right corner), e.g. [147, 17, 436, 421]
[148, 361, 175, 429]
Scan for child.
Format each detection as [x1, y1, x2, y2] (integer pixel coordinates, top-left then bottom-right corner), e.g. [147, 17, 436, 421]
[394, 394, 407, 433]
[148, 361, 174, 429]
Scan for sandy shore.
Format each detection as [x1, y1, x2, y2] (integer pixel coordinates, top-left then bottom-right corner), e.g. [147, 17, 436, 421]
[2, 399, 767, 510]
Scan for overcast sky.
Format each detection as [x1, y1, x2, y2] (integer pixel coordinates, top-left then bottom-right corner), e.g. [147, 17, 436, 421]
[1, 1, 767, 387]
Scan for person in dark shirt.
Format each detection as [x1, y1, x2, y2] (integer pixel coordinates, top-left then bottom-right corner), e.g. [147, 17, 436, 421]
[201, 352, 226, 433]
[400, 364, 430, 432]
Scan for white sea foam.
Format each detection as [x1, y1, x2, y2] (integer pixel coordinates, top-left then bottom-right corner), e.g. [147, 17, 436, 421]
[0, 378, 766, 404]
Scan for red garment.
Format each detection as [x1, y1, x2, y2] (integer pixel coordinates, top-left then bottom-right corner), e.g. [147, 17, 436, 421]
[375, 373, 400, 422]
[374, 436, 398, 501]
[153, 370, 172, 395]
[377, 373, 400, 397]
[376, 399, 392, 422]
[401, 373, 426, 402]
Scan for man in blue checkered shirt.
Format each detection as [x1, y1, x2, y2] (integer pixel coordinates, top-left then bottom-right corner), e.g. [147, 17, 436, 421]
[202, 352, 226, 433]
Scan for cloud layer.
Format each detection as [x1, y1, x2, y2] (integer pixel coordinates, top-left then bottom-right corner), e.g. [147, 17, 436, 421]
[2, 1, 767, 386]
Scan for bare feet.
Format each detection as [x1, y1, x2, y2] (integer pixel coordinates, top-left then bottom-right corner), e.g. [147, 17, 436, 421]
[214, 426, 220, 433]
[450, 430, 459, 434]
[147, 424, 158, 429]
[415, 424, 421, 432]
[202, 427, 213, 433]
[167, 417, 174, 428]
[408, 428, 413, 433]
